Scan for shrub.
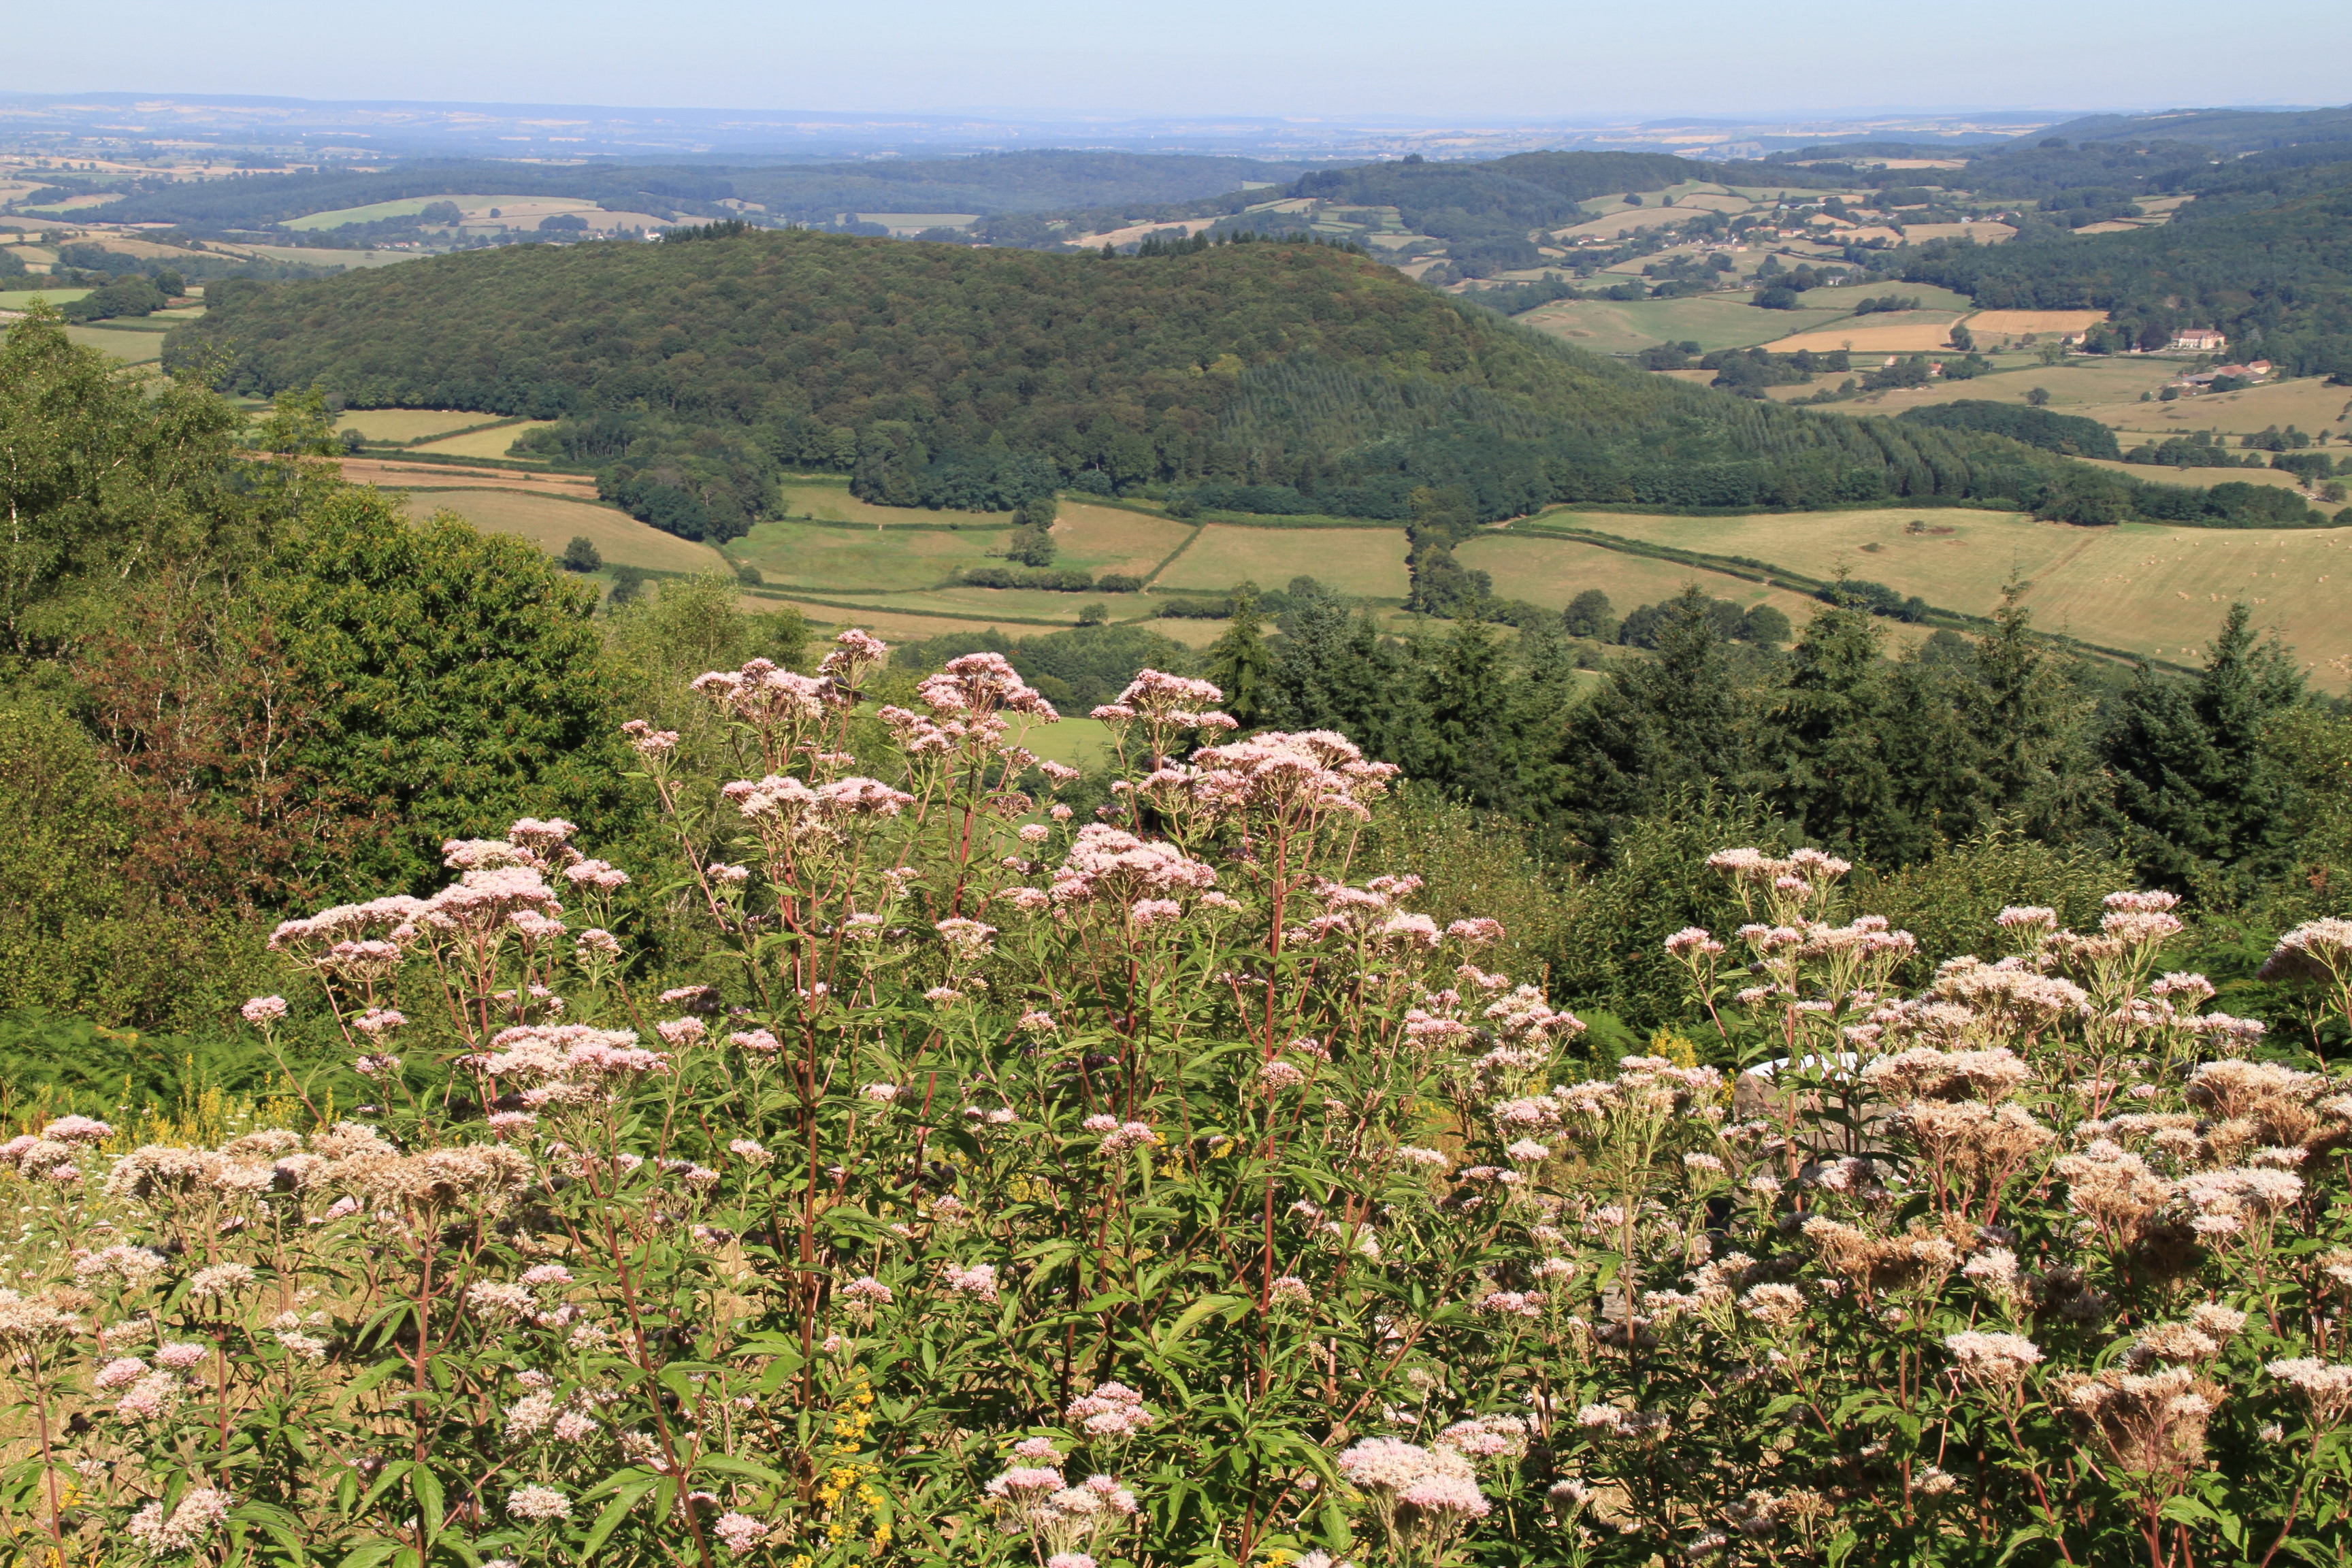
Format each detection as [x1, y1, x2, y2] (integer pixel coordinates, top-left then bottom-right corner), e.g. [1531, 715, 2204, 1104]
[2, 639, 2350, 1568]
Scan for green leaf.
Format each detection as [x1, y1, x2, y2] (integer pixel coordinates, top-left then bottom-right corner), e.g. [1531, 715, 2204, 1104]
[581, 1477, 661, 1559]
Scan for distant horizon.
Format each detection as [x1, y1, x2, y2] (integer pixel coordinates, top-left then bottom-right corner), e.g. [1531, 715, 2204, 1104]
[3, 86, 2342, 127]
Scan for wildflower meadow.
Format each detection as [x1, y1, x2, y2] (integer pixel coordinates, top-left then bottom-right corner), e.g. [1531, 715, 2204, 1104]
[3, 633, 2351, 1568]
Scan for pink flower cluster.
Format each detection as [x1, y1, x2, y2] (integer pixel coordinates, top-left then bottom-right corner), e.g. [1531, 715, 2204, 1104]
[1067, 1380, 1156, 1438]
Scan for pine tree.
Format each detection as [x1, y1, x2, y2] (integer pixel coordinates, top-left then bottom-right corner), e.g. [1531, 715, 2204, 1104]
[2106, 602, 2306, 891]
[1765, 599, 1898, 857]
[1553, 585, 1757, 852]
[1965, 587, 2109, 843]
[1266, 592, 1416, 757]
[1205, 588, 1275, 730]
[1409, 617, 1524, 811]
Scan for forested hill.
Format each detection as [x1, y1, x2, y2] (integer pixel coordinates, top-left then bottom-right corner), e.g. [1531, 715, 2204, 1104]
[173, 227, 2202, 530]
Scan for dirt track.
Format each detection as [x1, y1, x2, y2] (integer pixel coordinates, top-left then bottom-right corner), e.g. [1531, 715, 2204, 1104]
[335, 457, 599, 498]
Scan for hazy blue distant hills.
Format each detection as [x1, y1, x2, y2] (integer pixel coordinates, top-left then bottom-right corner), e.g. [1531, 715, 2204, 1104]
[66, 150, 1313, 233]
[2028, 103, 2352, 152]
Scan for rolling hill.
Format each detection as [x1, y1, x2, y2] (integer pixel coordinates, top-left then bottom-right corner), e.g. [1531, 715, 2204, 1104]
[169, 224, 2161, 538]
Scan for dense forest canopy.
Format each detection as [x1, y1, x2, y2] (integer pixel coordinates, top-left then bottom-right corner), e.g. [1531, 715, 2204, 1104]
[169, 226, 2271, 541]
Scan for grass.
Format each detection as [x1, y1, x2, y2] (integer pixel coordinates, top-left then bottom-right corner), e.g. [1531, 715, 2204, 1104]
[1815, 357, 2185, 416]
[0, 286, 93, 307]
[410, 421, 556, 459]
[1762, 312, 1966, 354]
[1556, 508, 2352, 690]
[1023, 716, 1118, 769]
[779, 483, 1010, 527]
[284, 195, 603, 231]
[61, 324, 161, 363]
[333, 409, 502, 443]
[1156, 527, 1409, 599]
[2085, 378, 2352, 439]
[399, 489, 730, 575]
[1520, 293, 1848, 356]
[1962, 310, 2112, 342]
[1455, 531, 1830, 630]
[735, 519, 998, 591]
[1791, 283, 1976, 313]
[755, 599, 1032, 642]
[2078, 459, 2310, 493]
[1049, 505, 1194, 578]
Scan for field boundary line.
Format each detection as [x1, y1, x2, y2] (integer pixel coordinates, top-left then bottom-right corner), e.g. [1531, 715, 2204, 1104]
[1508, 520, 2199, 676]
[1141, 524, 1206, 587]
[738, 590, 1080, 627]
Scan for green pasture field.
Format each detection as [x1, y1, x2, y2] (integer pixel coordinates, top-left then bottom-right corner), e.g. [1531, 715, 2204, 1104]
[779, 483, 1010, 527]
[900, 585, 1153, 622]
[753, 598, 1021, 644]
[735, 519, 998, 592]
[1558, 508, 2352, 689]
[62, 323, 161, 363]
[333, 409, 499, 443]
[1022, 715, 1117, 770]
[1155, 526, 1409, 599]
[400, 489, 730, 576]
[410, 421, 557, 459]
[1519, 293, 1848, 357]
[1791, 282, 1975, 314]
[1, 286, 92, 306]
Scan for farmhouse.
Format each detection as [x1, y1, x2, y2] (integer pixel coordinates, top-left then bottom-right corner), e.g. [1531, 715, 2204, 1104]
[2171, 327, 2228, 351]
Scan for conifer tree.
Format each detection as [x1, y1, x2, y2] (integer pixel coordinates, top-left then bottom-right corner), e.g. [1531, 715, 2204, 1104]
[1204, 587, 1274, 729]
[1765, 598, 1897, 858]
[1265, 589, 1415, 757]
[2106, 602, 2305, 890]
[1553, 585, 1757, 851]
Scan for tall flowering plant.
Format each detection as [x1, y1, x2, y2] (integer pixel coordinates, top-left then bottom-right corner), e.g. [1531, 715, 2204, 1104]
[3, 639, 2350, 1568]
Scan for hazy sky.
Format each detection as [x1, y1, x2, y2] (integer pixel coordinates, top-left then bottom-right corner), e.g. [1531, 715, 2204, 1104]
[10, 0, 2350, 120]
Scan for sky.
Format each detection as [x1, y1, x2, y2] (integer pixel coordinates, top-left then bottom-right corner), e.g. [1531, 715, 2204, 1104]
[8, 0, 2350, 122]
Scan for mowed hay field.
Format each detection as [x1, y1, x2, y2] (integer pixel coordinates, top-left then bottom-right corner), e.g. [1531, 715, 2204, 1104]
[1565, 508, 2352, 690]
[2087, 378, 2352, 439]
[402, 490, 729, 575]
[1521, 293, 1850, 357]
[1961, 310, 2110, 344]
[1817, 358, 2184, 416]
[1157, 527, 1410, 599]
[1763, 312, 1963, 354]
[410, 421, 557, 459]
[1456, 532, 1837, 637]
[2078, 458, 2310, 493]
[1047, 506, 1195, 577]
[333, 409, 495, 443]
